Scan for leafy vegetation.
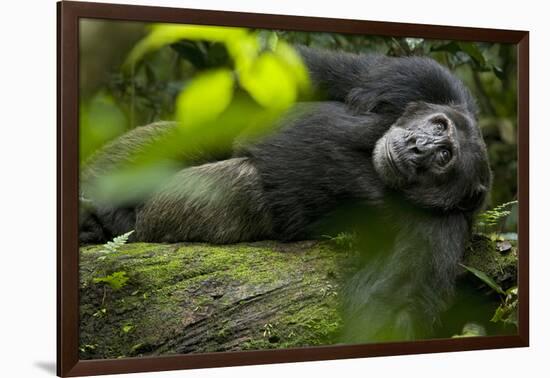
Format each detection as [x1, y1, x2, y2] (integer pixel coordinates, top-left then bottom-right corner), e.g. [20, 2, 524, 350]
[93, 271, 129, 291]
[323, 232, 358, 250]
[491, 287, 518, 326]
[80, 22, 312, 207]
[461, 262, 518, 328]
[97, 230, 135, 255]
[460, 263, 506, 295]
[459, 199, 520, 329]
[475, 200, 517, 232]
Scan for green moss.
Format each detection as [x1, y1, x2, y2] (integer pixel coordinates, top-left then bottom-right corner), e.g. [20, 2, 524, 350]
[79, 238, 513, 358]
[463, 234, 517, 289]
[79, 240, 351, 358]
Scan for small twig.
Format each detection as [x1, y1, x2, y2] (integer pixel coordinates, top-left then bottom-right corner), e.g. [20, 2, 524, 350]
[101, 286, 107, 307]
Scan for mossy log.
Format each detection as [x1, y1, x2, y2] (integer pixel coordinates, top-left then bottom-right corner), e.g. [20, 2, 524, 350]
[79, 236, 516, 359]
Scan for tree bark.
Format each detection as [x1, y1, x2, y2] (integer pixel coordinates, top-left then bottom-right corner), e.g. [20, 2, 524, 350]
[79, 236, 516, 359]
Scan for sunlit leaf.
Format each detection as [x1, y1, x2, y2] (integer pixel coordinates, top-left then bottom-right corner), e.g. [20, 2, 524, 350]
[177, 94, 281, 155]
[93, 96, 280, 204]
[93, 271, 129, 291]
[274, 41, 311, 94]
[121, 324, 134, 334]
[176, 69, 235, 128]
[226, 34, 260, 74]
[124, 24, 248, 70]
[491, 302, 517, 326]
[240, 53, 297, 110]
[506, 287, 518, 295]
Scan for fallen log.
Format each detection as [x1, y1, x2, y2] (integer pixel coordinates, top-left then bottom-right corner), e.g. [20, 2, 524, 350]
[79, 236, 517, 359]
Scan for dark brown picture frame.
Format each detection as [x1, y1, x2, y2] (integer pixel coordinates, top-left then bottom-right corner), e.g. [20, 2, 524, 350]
[57, 1, 529, 376]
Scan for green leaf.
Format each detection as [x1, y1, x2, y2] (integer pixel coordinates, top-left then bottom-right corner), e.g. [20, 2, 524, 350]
[475, 200, 517, 230]
[121, 324, 134, 334]
[226, 34, 260, 74]
[490, 306, 507, 322]
[93, 271, 129, 291]
[80, 92, 127, 163]
[460, 264, 505, 295]
[239, 52, 297, 110]
[506, 287, 518, 296]
[491, 302, 518, 326]
[98, 230, 135, 254]
[491, 286, 518, 326]
[124, 24, 249, 70]
[273, 41, 311, 94]
[88, 161, 180, 205]
[176, 69, 235, 128]
[457, 42, 487, 67]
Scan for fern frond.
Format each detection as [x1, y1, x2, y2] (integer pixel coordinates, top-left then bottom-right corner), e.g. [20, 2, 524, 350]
[475, 200, 517, 230]
[98, 230, 135, 254]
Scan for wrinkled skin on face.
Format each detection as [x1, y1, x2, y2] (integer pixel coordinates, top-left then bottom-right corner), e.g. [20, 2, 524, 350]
[373, 101, 492, 212]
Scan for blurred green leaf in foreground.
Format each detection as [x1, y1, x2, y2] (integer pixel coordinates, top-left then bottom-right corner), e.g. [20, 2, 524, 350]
[81, 23, 312, 207]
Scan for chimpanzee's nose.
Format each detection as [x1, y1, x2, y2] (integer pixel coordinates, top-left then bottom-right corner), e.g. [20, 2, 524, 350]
[409, 135, 435, 157]
[415, 137, 430, 150]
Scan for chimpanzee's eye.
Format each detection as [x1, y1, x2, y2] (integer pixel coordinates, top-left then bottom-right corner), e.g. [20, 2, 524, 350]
[439, 148, 452, 165]
[431, 116, 449, 134]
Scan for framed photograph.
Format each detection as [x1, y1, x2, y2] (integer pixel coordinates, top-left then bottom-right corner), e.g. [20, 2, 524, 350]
[57, 1, 529, 376]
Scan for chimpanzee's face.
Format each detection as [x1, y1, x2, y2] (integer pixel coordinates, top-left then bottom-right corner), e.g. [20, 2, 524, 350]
[373, 102, 492, 211]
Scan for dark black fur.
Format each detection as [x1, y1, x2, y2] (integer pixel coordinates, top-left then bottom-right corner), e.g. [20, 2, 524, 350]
[296, 46, 477, 116]
[79, 46, 492, 342]
[237, 47, 491, 340]
[244, 103, 388, 240]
